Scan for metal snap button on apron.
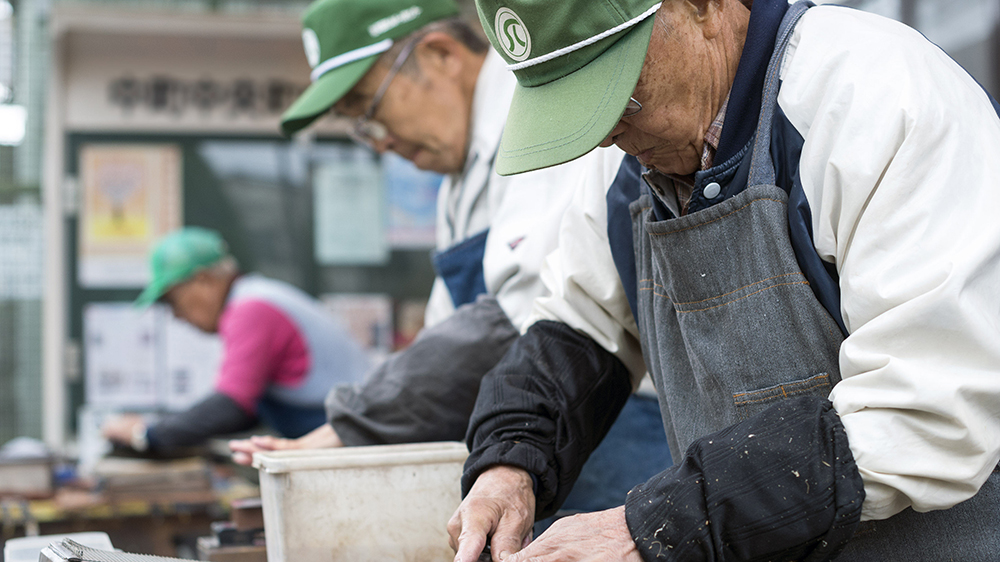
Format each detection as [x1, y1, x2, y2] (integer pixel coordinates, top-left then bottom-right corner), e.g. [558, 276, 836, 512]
[704, 182, 722, 199]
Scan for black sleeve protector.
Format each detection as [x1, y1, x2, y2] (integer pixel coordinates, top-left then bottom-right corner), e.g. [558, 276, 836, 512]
[326, 295, 519, 446]
[461, 320, 633, 519]
[625, 396, 864, 562]
[146, 392, 257, 453]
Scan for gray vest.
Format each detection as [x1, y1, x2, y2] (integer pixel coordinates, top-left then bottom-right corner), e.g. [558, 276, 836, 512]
[228, 275, 371, 408]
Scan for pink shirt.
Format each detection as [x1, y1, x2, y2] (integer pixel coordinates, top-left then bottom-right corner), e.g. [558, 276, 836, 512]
[215, 298, 311, 414]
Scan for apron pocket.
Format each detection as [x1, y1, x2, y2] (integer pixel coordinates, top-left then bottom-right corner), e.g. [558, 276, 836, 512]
[732, 373, 833, 421]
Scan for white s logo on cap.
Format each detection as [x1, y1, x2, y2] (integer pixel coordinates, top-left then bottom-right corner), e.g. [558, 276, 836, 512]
[494, 8, 531, 62]
[302, 28, 322, 69]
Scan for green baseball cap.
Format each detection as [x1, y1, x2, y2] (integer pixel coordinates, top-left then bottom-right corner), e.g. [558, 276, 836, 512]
[135, 227, 230, 307]
[281, 0, 461, 136]
[475, 0, 660, 175]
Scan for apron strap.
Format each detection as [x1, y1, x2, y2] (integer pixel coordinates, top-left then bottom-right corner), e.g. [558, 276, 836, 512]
[748, 0, 813, 187]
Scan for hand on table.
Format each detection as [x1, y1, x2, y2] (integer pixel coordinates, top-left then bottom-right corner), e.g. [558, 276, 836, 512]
[448, 465, 536, 562]
[228, 423, 343, 465]
[505, 506, 642, 562]
[101, 414, 146, 446]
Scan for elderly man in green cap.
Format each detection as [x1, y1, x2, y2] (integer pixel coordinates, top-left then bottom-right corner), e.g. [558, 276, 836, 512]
[229, 0, 674, 530]
[102, 227, 371, 454]
[450, 0, 1000, 560]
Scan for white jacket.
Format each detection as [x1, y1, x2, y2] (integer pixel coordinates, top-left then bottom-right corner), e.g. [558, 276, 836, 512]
[525, 164, 648, 388]
[529, 5, 1000, 523]
[787, 7, 1000, 521]
[424, 49, 626, 330]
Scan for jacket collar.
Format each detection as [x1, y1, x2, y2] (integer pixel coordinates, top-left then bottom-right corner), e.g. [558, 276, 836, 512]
[716, 0, 791, 165]
[460, 49, 517, 180]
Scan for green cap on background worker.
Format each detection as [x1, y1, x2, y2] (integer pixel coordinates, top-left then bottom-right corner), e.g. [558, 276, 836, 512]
[135, 227, 231, 307]
[281, 0, 461, 136]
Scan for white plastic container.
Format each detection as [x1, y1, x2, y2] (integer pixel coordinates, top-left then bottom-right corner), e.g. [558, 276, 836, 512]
[254, 442, 468, 562]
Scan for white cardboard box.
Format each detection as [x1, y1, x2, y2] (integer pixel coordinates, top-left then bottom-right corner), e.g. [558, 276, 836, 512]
[254, 442, 468, 562]
[0, 458, 53, 497]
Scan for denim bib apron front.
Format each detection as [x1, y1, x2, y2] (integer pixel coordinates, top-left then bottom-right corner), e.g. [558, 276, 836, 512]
[433, 229, 490, 309]
[628, 2, 1000, 558]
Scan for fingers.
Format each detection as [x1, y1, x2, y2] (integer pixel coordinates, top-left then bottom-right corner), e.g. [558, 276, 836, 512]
[447, 505, 463, 551]
[451, 517, 489, 562]
[447, 497, 487, 562]
[231, 451, 254, 466]
[228, 438, 253, 453]
[448, 466, 536, 562]
[228, 435, 282, 466]
[228, 432, 329, 466]
[299, 424, 343, 448]
[101, 415, 142, 444]
[491, 513, 529, 561]
[228, 438, 260, 466]
[504, 507, 643, 562]
[250, 435, 290, 450]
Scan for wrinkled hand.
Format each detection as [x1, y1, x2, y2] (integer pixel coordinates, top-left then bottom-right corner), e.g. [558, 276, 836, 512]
[101, 414, 145, 446]
[506, 506, 642, 562]
[228, 423, 343, 465]
[448, 465, 535, 562]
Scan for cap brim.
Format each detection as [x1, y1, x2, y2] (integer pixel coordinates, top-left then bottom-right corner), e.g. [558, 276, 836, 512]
[281, 56, 380, 136]
[134, 279, 169, 309]
[495, 16, 656, 176]
[133, 267, 192, 308]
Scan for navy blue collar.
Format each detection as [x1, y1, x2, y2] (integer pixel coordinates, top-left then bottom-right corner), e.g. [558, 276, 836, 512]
[715, 0, 791, 165]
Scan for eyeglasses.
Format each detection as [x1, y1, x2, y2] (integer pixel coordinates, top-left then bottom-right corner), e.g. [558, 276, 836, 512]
[349, 35, 424, 147]
[623, 97, 642, 118]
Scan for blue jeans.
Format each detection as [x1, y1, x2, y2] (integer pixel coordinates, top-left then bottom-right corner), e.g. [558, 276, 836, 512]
[535, 393, 673, 533]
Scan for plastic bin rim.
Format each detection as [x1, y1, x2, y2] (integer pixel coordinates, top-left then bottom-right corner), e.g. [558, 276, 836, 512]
[252, 441, 469, 474]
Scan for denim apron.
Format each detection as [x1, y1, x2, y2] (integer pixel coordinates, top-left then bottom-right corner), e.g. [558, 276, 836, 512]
[433, 229, 490, 308]
[629, 2, 1000, 558]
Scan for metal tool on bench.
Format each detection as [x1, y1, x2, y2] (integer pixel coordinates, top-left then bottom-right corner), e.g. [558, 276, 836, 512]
[38, 539, 197, 562]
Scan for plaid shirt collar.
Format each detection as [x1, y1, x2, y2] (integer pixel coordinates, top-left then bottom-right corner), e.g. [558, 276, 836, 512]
[645, 94, 731, 215]
[701, 94, 729, 171]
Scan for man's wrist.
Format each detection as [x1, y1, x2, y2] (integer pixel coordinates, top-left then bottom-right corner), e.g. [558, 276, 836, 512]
[130, 422, 149, 452]
[477, 465, 536, 501]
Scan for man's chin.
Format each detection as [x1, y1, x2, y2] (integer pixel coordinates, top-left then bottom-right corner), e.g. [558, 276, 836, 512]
[411, 151, 433, 170]
[413, 152, 462, 175]
[636, 154, 698, 176]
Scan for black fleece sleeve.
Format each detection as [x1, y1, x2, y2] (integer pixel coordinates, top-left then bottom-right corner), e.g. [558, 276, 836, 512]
[625, 396, 864, 562]
[462, 320, 633, 519]
[326, 295, 519, 446]
[145, 392, 257, 453]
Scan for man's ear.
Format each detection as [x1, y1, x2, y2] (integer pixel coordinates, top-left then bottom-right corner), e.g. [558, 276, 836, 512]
[413, 31, 465, 78]
[683, 0, 725, 39]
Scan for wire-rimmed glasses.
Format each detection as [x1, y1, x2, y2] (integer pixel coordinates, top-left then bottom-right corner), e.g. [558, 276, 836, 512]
[349, 34, 425, 147]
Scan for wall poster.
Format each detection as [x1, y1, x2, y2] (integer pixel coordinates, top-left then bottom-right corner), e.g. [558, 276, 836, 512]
[78, 144, 182, 287]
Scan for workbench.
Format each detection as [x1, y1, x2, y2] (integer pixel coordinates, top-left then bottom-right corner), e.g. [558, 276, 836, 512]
[0, 463, 258, 559]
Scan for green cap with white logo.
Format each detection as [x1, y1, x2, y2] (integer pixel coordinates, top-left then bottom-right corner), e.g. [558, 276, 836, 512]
[475, 0, 661, 175]
[134, 227, 231, 308]
[281, 0, 461, 136]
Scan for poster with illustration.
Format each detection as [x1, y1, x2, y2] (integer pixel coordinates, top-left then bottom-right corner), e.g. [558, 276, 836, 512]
[78, 144, 182, 287]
